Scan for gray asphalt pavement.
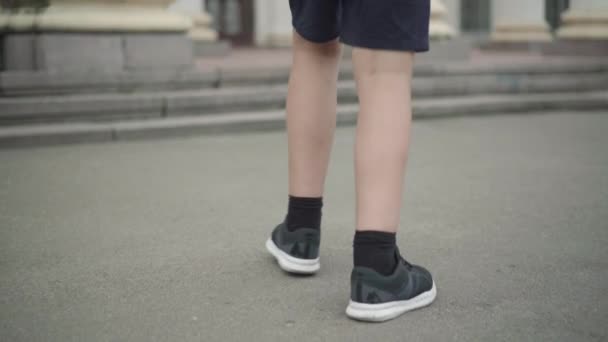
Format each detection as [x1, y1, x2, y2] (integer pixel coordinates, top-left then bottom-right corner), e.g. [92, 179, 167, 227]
[1, 111, 607, 341]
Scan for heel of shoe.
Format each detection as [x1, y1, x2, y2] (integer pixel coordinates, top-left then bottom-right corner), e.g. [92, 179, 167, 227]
[265, 238, 320, 274]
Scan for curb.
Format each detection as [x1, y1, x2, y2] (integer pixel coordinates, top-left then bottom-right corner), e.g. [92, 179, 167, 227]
[1, 92, 606, 148]
[2, 74, 607, 125]
[2, 60, 608, 96]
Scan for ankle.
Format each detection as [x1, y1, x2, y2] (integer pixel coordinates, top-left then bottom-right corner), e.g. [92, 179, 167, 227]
[285, 195, 323, 231]
[353, 230, 398, 276]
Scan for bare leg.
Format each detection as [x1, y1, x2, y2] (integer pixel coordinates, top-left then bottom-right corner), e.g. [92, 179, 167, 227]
[353, 48, 414, 232]
[347, 48, 437, 322]
[287, 31, 342, 197]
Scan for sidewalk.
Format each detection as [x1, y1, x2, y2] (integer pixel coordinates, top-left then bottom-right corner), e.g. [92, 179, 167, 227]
[1, 111, 606, 341]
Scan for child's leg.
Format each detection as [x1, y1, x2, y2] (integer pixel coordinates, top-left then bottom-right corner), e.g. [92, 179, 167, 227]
[353, 48, 414, 232]
[265, 3, 341, 273]
[287, 31, 342, 197]
[346, 48, 436, 322]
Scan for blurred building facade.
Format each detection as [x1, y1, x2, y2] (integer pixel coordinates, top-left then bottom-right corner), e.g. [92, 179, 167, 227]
[170, 0, 607, 47]
[1, 0, 607, 72]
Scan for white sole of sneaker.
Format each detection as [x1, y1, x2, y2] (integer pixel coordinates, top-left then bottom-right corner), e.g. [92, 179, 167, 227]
[345, 281, 437, 322]
[265, 238, 320, 274]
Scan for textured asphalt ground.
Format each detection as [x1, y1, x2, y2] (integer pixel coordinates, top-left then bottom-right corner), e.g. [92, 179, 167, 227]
[1, 111, 607, 341]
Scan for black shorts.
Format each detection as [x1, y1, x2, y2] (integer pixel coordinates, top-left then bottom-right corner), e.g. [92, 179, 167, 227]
[289, 0, 430, 52]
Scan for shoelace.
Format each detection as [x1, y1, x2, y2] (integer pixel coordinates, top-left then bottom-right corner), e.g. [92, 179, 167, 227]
[395, 246, 413, 270]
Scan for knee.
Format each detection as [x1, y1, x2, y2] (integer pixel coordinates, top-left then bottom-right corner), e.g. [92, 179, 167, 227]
[293, 31, 342, 61]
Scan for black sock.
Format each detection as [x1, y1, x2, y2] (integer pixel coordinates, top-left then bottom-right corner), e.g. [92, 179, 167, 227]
[353, 231, 398, 276]
[285, 195, 323, 231]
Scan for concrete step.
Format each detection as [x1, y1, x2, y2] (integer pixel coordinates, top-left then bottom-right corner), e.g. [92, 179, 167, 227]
[2, 73, 608, 125]
[1, 91, 606, 148]
[2, 59, 608, 96]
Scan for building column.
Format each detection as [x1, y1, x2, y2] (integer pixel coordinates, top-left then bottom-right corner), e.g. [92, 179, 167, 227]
[254, 0, 292, 47]
[441, 0, 461, 36]
[170, 0, 218, 42]
[430, 0, 455, 39]
[557, 0, 608, 39]
[491, 0, 551, 41]
[170, 0, 229, 56]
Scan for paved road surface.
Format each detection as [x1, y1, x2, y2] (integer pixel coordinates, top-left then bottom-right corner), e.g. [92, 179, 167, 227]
[1, 111, 607, 341]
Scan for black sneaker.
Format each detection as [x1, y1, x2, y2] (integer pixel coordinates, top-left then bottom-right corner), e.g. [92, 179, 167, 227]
[265, 221, 321, 274]
[346, 247, 437, 322]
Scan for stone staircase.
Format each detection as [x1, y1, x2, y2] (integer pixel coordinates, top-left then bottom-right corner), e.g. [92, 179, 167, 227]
[1, 60, 608, 147]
